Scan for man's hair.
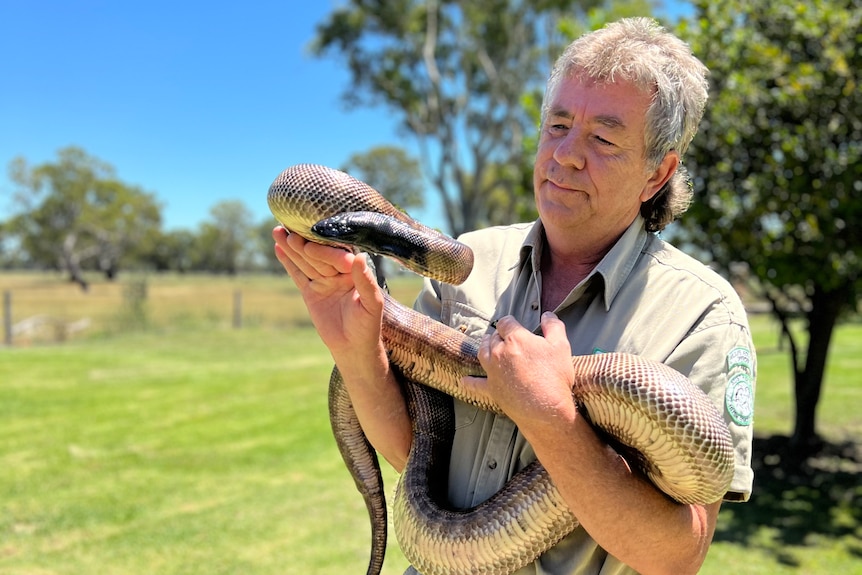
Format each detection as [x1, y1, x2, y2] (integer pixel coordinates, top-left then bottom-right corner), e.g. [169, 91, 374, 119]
[542, 17, 709, 232]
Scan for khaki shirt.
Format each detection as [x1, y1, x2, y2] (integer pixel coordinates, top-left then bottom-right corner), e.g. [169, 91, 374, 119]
[407, 216, 756, 575]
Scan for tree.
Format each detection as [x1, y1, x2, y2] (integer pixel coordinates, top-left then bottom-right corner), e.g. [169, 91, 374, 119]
[677, 0, 862, 450]
[87, 178, 163, 279]
[6, 147, 163, 289]
[0, 221, 15, 269]
[192, 200, 259, 274]
[312, 0, 599, 236]
[342, 146, 425, 213]
[142, 229, 197, 273]
[341, 146, 425, 284]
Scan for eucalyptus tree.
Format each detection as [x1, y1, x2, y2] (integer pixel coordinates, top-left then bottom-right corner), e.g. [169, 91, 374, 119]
[312, 0, 599, 236]
[193, 200, 259, 274]
[342, 146, 425, 213]
[6, 147, 162, 288]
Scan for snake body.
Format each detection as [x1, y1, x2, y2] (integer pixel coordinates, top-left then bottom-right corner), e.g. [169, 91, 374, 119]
[268, 164, 735, 575]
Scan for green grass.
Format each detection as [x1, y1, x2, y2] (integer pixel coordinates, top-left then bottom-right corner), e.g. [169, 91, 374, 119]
[746, 316, 862, 439]
[0, 272, 859, 574]
[700, 315, 862, 574]
[0, 325, 409, 574]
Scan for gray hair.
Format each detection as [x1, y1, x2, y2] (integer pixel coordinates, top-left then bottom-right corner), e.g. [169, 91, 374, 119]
[542, 17, 709, 231]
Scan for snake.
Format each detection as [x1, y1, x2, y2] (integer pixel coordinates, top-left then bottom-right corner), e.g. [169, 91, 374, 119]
[268, 163, 735, 575]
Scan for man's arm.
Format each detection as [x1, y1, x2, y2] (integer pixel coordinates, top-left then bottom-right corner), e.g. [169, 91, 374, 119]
[523, 402, 721, 575]
[273, 227, 412, 471]
[464, 312, 721, 575]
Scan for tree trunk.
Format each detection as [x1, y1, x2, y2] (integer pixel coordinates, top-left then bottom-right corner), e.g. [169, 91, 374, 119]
[61, 233, 89, 291]
[791, 282, 848, 452]
[100, 250, 119, 280]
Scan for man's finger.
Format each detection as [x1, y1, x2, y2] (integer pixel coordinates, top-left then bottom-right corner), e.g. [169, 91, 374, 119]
[492, 315, 527, 340]
[351, 255, 383, 312]
[540, 311, 567, 342]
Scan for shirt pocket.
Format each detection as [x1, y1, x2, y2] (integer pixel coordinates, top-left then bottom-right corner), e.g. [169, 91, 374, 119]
[443, 299, 493, 340]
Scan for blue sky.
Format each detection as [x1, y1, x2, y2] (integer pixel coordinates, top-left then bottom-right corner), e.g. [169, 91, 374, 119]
[0, 1, 689, 233]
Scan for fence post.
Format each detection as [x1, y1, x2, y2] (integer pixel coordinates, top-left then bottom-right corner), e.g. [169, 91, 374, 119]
[233, 290, 242, 329]
[3, 290, 11, 346]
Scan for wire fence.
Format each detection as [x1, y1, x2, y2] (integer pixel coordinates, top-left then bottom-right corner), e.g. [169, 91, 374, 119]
[1, 272, 423, 346]
[0, 273, 306, 346]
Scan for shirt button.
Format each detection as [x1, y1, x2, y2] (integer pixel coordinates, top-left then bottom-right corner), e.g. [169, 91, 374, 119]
[487, 460, 498, 470]
[531, 301, 539, 310]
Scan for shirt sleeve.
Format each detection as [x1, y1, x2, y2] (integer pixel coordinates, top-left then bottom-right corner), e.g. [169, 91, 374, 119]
[665, 318, 756, 502]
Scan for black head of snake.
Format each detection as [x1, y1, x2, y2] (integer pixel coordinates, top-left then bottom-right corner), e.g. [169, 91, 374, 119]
[268, 164, 735, 575]
[268, 163, 473, 285]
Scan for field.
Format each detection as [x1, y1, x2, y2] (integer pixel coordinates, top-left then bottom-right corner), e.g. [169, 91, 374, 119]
[1, 272, 860, 574]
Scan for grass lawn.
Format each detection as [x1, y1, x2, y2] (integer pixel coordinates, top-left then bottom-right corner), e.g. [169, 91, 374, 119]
[1, 272, 859, 574]
[701, 316, 862, 575]
[0, 325, 410, 574]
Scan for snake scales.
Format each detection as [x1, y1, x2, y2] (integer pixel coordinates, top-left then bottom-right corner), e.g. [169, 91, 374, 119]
[268, 163, 735, 575]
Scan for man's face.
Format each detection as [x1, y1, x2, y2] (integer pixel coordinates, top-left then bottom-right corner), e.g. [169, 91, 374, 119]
[533, 75, 670, 244]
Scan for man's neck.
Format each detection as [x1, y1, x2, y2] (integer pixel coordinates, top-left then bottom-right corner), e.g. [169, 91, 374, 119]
[538, 220, 631, 311]
[539, 245, 601, 312]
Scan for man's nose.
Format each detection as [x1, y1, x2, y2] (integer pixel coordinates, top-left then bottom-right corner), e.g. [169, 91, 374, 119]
[552, 129, 586, 170]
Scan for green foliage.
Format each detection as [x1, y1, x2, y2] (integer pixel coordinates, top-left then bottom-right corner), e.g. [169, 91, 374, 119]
[2, 147, 284, 276]
[6, 147, 163, 285]
[677, 0, 861, 446]
[191, 200, 261, 275]
[145, 228, 198, 273]
[680, 0, 861, 293]
[341, 146, 425, 211]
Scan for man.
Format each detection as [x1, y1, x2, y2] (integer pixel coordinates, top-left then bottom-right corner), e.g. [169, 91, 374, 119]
[274, 17, 755, 575]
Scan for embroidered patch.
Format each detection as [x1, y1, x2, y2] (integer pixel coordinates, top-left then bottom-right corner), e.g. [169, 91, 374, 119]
[727, 347, 753, 374]
[725, 372, 754, 426]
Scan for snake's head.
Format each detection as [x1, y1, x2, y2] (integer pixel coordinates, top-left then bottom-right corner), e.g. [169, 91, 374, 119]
[311, 212, 365, 242]
[312, 211, 421, 263]
[312, 211, 474, 285]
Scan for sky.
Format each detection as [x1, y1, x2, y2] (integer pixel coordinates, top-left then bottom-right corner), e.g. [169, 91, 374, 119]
[0, 1, 690, 234]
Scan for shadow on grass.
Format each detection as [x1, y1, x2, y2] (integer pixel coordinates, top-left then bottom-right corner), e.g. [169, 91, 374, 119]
[714, 434, 862, 566]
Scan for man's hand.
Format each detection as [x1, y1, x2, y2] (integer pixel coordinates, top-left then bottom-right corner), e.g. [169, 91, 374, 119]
[273, 226, 412, 470]
[272, 226, 384, 363]
[462, 311, 577, 428]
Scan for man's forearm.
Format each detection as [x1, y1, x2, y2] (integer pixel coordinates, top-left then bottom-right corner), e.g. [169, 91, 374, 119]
[336, 347, 413, 472]
[521, 411, 721, 575]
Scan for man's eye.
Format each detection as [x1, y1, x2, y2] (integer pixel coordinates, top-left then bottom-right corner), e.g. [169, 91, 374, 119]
[594, 135, 615, 146]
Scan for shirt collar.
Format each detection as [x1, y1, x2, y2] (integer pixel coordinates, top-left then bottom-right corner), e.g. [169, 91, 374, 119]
[594, 215, 649, 311]
[519, 216, 649, 312]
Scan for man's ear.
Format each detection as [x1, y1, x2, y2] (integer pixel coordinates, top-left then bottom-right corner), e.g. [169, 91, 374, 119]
[640, 152, 680, 202]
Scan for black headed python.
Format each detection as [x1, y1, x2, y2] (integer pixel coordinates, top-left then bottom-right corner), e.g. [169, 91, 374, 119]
[268, 163, 734, 575]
